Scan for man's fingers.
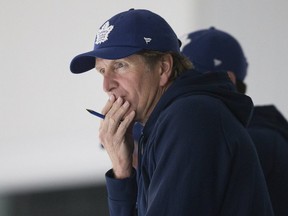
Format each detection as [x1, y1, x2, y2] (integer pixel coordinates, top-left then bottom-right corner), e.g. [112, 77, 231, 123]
[101, 94, 116, 115]
[100, 97, 135, 145]
[116, 110, 136, 137]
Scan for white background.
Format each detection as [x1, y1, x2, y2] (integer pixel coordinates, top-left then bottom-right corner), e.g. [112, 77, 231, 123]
[1, 0, 288, 194]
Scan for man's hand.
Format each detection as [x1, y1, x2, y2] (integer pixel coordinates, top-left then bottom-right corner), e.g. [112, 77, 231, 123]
[99, 95, 136, 179]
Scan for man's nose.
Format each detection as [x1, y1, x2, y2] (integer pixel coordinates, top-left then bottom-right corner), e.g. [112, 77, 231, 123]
[103, 73, 118, 93]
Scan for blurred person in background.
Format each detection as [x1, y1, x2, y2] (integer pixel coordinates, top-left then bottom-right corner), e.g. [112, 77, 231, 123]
[181, 26, 288, 216]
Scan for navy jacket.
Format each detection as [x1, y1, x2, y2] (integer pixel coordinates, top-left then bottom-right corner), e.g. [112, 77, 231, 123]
[105, 72, 274, 216]
[248, 105, 288, 216]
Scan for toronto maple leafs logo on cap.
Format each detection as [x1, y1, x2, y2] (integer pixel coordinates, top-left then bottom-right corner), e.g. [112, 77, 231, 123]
[95, 21, 114, 45]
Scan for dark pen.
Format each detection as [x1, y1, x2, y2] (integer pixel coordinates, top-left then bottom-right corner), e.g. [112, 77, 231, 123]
[86, 109, 105, 119]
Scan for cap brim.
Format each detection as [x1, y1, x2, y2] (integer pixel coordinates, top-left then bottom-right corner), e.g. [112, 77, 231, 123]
[70, 47, 143, 74]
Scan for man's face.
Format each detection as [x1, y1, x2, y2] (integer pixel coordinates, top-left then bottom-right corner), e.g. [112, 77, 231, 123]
[95, 54, 163, 123]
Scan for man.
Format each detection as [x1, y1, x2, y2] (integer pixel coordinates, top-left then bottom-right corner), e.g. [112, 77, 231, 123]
[181, 26, 288, 215]
[70, 9, 273, 215]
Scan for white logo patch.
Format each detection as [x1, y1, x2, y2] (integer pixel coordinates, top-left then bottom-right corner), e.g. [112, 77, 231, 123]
[214, 59, 222, 67]
[144, 37, 152, 44]
[95, 21, 114, 45]
[179, 34, 191, 52]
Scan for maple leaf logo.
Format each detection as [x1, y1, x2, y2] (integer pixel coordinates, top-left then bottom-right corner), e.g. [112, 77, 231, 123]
[95, 21, 114, 45]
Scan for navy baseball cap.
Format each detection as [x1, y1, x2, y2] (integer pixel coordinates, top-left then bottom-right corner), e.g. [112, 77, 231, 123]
[70, 8, 181, 74]
[180, 27, 248, 81]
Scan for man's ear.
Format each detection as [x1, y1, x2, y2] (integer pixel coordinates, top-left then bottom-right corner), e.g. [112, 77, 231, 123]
[159, 54, 173, 87]
[227, 71, 236, 85]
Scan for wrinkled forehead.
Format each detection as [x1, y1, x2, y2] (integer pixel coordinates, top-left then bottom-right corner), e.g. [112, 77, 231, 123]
[95, 54, 146, 70]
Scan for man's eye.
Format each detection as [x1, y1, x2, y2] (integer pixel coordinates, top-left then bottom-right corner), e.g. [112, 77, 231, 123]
[114, 62, 125, 70]
[98, 68, 105, 74]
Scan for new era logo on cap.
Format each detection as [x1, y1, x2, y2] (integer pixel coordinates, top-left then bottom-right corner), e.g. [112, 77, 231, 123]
[144, 37, 152, 44]
[214, 59, 222, 67]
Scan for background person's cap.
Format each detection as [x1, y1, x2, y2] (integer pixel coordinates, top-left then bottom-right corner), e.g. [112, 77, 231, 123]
[180, 27, 248, 81]
[70, 8, 181, 74]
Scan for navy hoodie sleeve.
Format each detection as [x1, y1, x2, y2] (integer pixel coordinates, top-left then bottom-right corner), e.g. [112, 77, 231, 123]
[248, 127, 288, 216]
[105, 168, 137, 216]
[139, 96, 273, 215]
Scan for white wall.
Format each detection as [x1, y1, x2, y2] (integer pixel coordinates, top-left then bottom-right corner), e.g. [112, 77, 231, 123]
[1, 0, 287, 194]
